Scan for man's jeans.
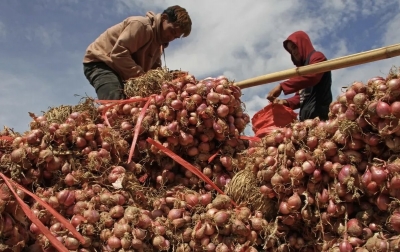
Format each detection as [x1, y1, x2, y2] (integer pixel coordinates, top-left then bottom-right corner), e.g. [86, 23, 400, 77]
[83, 62, 125, 100]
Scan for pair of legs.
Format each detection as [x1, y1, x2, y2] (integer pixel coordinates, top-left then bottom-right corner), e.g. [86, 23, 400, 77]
[83, 62, 125, 100]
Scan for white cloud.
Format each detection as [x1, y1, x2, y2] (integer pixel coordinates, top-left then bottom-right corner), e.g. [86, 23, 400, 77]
[111, 0, 398, 81]
[383, 11, 400, 44]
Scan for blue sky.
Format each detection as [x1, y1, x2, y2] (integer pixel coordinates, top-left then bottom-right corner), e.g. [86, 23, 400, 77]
[0, 0, 399, 135]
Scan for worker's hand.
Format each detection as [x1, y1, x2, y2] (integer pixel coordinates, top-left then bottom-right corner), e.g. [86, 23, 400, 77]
[272, 98, 288, 106]
[266, 85, 283, 102]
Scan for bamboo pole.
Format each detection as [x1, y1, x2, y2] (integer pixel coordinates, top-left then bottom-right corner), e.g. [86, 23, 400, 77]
[236, 43, 400, 89]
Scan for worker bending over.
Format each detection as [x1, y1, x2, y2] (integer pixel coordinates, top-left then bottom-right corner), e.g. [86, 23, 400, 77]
[83, 5, 192, 100]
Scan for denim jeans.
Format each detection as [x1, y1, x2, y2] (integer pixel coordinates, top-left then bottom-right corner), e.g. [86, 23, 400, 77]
[83, 62, 125, 100]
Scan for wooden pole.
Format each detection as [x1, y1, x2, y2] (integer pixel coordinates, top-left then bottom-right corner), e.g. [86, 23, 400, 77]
[235, 43, 400, 89]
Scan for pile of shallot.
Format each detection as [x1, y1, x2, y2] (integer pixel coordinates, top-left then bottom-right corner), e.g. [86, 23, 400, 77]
[0, 180, 30, 251]
[0, 73, 256, 251]
[236, 68, 400, 251]
[3, 68, 400, 251]
[97, 74, 250, 191]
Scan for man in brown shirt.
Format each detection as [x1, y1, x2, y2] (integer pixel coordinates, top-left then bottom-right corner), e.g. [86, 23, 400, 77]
[83, 5, 192, 100]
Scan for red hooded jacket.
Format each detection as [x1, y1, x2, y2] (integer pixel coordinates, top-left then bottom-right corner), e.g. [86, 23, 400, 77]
[280, 31, 332, 120]
[280, 31, 327, 108]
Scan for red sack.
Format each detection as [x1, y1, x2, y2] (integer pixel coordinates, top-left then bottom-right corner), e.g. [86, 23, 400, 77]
[251, 104, 298, 138]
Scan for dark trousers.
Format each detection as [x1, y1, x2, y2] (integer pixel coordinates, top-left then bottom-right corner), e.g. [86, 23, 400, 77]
[83, 62, 125, 100]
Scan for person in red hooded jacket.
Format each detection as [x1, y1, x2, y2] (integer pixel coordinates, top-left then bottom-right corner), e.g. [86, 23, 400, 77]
[267, 31, 332, 121]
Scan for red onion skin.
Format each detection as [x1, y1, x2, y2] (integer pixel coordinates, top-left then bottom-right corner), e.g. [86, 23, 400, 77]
[347, 218, 362, 237]
[287, 192, 301, 210]
[389, 212, 400, 232]
[376, 193, 390, 211]
[387, 78, 400, 91]
[370, 165, 388, 185]
[346, 88, 357, 103]
[302, 160, 315, 174]
[376, 101, 391, 118]
[391, 101, 400, 118]
[57, 190, 76, 206]
[17, 75, 400, 252]
[390, 174, 400, 190]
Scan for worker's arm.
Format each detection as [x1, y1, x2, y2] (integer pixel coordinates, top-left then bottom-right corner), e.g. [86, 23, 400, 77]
[286, 92, 300, 110]
[280, 52, 327, 95]
[273, 93, 300, 110]
[110, 21, 152, 80]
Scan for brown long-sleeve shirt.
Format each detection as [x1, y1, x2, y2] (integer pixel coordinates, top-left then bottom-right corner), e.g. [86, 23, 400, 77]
[83, 11, 163, 81]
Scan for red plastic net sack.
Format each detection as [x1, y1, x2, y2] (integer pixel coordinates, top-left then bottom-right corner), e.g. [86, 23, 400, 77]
[251, 104, 298, 138]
